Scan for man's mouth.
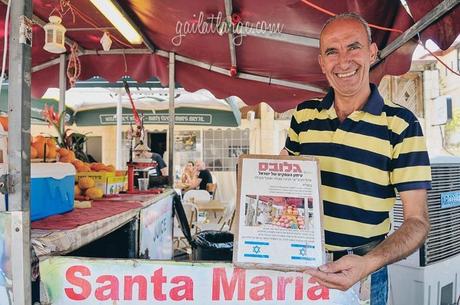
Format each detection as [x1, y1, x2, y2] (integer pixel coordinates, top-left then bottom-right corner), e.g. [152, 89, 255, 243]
[336, 69, 357, 78]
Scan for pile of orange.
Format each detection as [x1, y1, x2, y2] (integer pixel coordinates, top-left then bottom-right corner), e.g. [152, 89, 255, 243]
[31, 136, 58, 160]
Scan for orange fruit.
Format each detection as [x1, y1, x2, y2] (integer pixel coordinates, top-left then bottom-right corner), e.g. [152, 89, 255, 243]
[0, 116, 8, 131]
[46, 148, 57, 159]
[30, 146, 38, 159]
[74, 185, 82, 196]
[78, 177, 95, 190]
[33, 135, 46, 144]
[58, 148, 70, 157]
[85, 187, 104, 200]
[32, 142, 46, 159]
[72, 159, 84, 167]
[46, 138, 57, 146]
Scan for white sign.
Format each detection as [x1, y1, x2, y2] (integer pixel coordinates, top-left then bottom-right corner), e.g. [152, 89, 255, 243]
[234, 155, 324, 271]
[432, 95, 452, 125]
[39, 257, 358, 304]
[139, 196, 173, 259]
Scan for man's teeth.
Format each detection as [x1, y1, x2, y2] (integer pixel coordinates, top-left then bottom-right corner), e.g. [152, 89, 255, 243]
[337, 70, 357, 78]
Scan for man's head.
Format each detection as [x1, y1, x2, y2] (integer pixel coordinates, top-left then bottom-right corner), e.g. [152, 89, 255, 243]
[318, 13, 378, 100]
[194, 160, 205, 171]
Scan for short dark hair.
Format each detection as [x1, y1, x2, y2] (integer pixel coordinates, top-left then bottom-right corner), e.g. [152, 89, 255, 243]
[320, 12, 372, 43]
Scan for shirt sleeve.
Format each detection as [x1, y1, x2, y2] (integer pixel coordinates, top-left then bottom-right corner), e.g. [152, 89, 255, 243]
[284, 108, 301, 156]
[390, 120, 432, 192]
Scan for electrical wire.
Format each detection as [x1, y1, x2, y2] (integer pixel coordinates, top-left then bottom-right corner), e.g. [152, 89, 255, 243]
[69, 4, 135, 49]
[0, 0, 12, 99]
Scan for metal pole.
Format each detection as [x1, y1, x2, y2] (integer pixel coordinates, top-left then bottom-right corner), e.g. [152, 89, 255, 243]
[58, 54, 66, 112]
[116, 89, 123, 169]
[58, 54, 66, 135]
[373, 0, 460, 67]
[7, 0, 32, 303]
[168, 53, 175, 186]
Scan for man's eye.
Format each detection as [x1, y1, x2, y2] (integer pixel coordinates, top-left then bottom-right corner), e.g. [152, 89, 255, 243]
[325, 50, 337, 55]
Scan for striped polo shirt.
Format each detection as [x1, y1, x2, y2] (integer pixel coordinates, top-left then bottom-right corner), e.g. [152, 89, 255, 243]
[285, 84, 432, 251]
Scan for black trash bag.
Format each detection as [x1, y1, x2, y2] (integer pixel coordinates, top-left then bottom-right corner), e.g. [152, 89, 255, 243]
[193, 230, 234, 261]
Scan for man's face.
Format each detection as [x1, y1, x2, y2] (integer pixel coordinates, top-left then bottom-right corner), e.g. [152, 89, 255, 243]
[318, 18, 377, 99]
[194, 161, 203, 171]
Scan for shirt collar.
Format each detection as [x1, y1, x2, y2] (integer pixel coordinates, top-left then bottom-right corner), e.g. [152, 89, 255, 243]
[318, 83, 384, 115]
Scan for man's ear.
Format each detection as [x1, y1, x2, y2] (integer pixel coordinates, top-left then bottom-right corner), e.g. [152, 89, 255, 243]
[318, 54, 325, 74]
[370, 42, 378, 63]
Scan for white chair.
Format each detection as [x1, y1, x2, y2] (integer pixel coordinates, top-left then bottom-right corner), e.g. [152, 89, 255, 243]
[183, 190, 211, 204]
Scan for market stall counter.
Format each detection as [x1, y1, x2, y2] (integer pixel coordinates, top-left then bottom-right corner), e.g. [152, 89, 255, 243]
[31, 189, 175, 284]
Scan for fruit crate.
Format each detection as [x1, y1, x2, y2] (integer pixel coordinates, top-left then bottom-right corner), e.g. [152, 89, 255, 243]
[76, 171, 127, 195]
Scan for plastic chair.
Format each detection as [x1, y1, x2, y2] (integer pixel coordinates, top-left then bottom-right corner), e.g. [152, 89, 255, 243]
[206, 183, 217, 200]
[183, 190, 211, 204]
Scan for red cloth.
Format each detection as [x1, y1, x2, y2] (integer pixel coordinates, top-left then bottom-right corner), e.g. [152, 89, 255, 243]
[31, 200, 142, 230]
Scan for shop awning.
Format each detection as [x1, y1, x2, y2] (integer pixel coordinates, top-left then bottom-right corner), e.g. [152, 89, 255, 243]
[0, 0, 458, 112]
[41, 85, 242, 127]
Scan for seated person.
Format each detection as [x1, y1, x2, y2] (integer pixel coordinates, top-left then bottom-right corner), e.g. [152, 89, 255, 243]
[189, 160, 213, 192]
[179, 161, 196, 189]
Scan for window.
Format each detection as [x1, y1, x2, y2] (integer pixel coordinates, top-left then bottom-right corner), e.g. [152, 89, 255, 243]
[173, 130, 202, 171]
[203, 128, 250, 172]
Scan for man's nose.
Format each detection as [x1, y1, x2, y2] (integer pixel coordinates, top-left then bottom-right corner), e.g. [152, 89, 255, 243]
[337, 51, 351, 68]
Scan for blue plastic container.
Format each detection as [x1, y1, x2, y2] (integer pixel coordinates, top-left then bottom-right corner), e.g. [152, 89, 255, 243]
[31, 163, 75, 221]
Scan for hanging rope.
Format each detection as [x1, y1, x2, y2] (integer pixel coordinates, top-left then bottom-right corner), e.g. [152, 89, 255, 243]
[67, 43, 81, 87]
[49, 0, 75, 23]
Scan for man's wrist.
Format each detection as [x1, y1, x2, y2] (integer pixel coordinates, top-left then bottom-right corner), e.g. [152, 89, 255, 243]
[362, 251, 385, 275]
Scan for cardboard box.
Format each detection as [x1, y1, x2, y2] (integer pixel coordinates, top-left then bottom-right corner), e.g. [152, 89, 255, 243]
[76, 171, 127, 195]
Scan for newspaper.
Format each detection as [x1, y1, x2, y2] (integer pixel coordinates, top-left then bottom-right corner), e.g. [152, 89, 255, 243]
[233, 155, 324, 271]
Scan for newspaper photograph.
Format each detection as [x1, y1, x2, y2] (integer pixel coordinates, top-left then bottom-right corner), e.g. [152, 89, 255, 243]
[234, 155, 324, 271]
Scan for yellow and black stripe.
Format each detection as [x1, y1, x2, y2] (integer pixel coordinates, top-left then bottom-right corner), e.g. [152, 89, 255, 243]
[285, 84, 431, 251]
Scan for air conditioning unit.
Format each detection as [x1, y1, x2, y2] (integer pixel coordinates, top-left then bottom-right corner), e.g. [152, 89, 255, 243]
[390, 157, 460, 305]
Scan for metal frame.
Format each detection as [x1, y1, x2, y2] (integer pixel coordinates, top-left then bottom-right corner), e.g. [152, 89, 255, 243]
[6, 0, 33, 304]
[374, 0, 460, 67]
[167, 52, 175, 186]
[224, 0, 238, 70]
[3, 0, 458, 96]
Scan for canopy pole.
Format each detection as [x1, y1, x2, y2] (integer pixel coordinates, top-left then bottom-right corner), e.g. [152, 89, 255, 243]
[168, 52, 175, 186]
[116, 89, 123, 169]
[7, 0, 32, 304]
[224, 0, 237, 71]
[58, 53, 66, 135]
[374, 0, 460, 66]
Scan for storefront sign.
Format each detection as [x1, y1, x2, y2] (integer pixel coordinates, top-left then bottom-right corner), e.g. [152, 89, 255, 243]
[139, 195, 173, 259]
[234, 155, 324, 271]
[99, 114, 212, 125]
[441, 191, 460, 209]
[40, 257, 358, 304]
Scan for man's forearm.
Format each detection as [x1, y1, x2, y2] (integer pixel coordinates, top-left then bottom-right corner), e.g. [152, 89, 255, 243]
[363, 216, 429, 274]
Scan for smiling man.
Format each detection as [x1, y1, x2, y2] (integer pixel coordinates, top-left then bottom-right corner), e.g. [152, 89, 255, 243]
[281, 13, 431, 304]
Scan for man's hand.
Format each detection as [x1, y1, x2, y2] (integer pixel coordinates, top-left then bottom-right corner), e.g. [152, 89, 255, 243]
[304, 254, 371, 291]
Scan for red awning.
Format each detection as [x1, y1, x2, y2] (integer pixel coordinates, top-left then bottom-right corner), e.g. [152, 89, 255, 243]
[0, 0, 458, 112]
